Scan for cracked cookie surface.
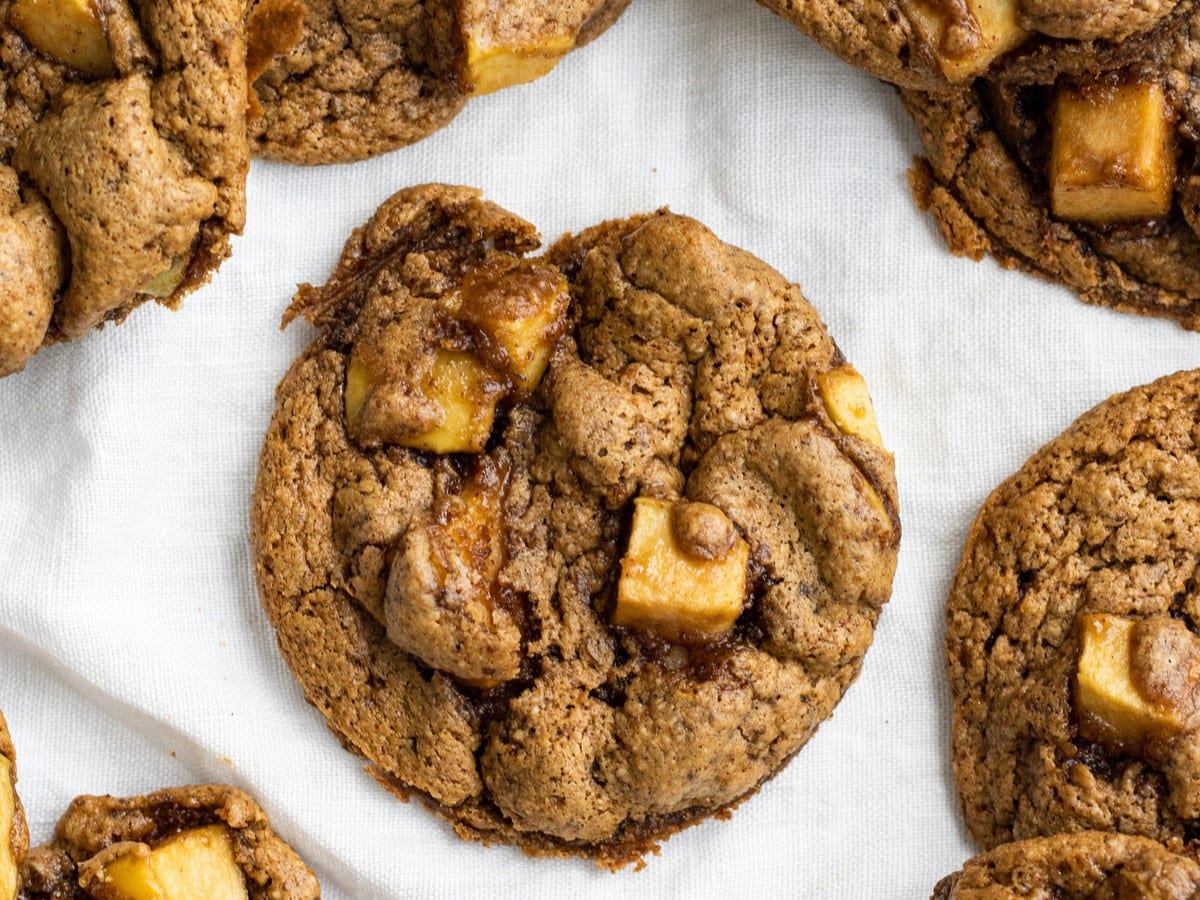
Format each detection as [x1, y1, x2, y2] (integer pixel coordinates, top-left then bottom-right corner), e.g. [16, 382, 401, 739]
[904, 3, 1200, 327]
[247, 0, 630, 164]
[932, 831, 1200, 899]
[948, 369, 1200, 850]
[0, 0, 249, 375]
[251, 184, 900, 867]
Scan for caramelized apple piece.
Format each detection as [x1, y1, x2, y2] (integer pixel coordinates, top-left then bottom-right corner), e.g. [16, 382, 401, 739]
[818, 364, 884, 447]
[905, 0, 1028, 83]
[450, 260, 569, 393]
[458, 1, 577, 96]
[9, 0, 115, 78]
[1050, 81, 1176, 224]
[1075, 614, 1196, 750]
[614, 498, 749, 642]
[90, 825, 247, 900]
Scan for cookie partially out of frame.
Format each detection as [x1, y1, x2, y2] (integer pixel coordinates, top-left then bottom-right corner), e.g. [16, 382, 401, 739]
[757, 0, 1190, 93]
[19, 784, 319, 899]
[0, 0, 249, 376]
[932, 832, 1200, 899]
[252, 184, 899, 867]
[948, 369, 1200, 849]
[0, 711, 28, 900]
[905, 3, 1200, 327]
[247, 0, 631, 164]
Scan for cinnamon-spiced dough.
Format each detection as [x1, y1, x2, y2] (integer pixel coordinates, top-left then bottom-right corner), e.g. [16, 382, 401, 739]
[247, 0, 631, 164]
[904, 3, 1200, 327]
[947, 369, 1200, 850]
[251, 184, 900, 867]
[932, 832, 1200, 899]
[0, 0, 248, 376]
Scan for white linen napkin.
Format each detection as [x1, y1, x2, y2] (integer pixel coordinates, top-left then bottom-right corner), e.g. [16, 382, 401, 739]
[4, 1, 1199, 896]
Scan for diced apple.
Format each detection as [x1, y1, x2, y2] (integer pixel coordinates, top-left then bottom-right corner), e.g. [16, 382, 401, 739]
[1050, 81, 1176, 224]
[451, 261, 569, 393]
[818, 364, 884, 448]
[8, 0, 115, 78]
[905, 0, 1028, 83]
[1075, 614, 1187, 750]
[138, 258, 188, 299]
[0, 757, 16, 900]
[614, 497, 749, 642]
[458, 2, 576, 96]
[95, 825, 248, 900]
[407, 350, 503, 454]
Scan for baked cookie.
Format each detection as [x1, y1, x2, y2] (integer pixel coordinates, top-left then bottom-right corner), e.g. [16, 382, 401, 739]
[0, 0, 249, 376]
[19, 785, 320, 899]
[247, 0, 631, 164]
[0, 712, 28, 900]
[905, 3, 1200, 327]
[948, 369, 1200, 849]
[932, 832, 1200, 899]
[757, 0, 1188, 93]
[252, 184, 899, 867]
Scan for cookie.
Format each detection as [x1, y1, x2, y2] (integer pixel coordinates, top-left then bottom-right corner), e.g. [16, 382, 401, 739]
[247, 0, 631, 164]
[947, 369, 1200, 849]
[0, 0, 249, 376]
[0, 712, 28, 900]
[757, 0, 1186, 93]
[18, 785, 320, 899]
[251, 183, 900, 867]
[932, 832, 1200, 899]
[904, 3, 1200, 327]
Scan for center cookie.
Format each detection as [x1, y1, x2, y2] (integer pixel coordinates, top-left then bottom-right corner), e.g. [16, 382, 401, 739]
[251, 184, 899, 866]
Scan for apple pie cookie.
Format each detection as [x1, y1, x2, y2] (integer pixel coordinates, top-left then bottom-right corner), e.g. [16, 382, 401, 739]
[246, 0, 631, 164]
[0, 712, 28, 900]
[0, 0, 249, 377]
[905, 3, 1200, 327]
[932, 832, 1200, 899]
[18, 785, 319, 899]
[948, 369, 1200, 850]
[251, 184, 900, 867]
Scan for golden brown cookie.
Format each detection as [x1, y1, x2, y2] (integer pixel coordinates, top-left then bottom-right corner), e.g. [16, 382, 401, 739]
[0, 0, 249, 376]
[247, 0, 631, 164]
[905, 3, 1200, 327]
[251, 184, 900, 867]
[948, 369, 1200, 850]
[19, 785, 319, 899]
[933, 832, 1200, 899]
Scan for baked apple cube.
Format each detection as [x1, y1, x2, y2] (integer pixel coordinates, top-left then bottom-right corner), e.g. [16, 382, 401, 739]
[818, 364, 884, 447]
[905, 0, 1028, 83]
[458, 2, 576, 96]
[97, 824, 247, 900]
[345, 348, 505, 455]
[453, 262, 569, 393]
[9, 0, 115, 78]
[1050, 81, 1176, 224]
[0, 756, 16, 900]
[614, 498, 749, 642]
[1075, 614, 1187, 749]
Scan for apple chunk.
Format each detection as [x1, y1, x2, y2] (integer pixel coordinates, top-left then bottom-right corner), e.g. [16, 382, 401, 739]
[1075, 614, 1193, 750]
[905, 0, 1028, 83]
[90, 824, 248, 900]
[1050, 81, 1176, 224]
[9, 0, 115, 78]
[818, 364, 884, 447]
[614, 498, 749, 642]
[451, 261, 569, 394]
[458, 1, 576, 96]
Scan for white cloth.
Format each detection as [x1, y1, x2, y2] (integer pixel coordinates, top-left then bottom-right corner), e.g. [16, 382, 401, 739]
[3, 1, 1198, 896]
